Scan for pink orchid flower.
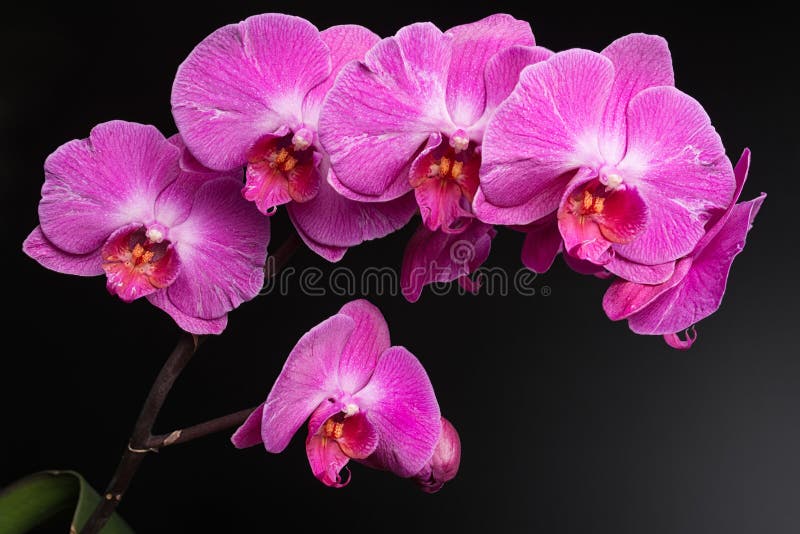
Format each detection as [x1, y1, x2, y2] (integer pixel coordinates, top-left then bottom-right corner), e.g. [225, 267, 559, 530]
[603, 149, 765, 349]
[476, 34, 736, 284]
[231, 300, 448, 488]
[23, 121, 269, 334]
[319, 14, 551, 299]
[171, 13, 415, 261]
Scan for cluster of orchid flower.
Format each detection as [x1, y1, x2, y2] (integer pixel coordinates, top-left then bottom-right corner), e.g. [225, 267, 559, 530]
[24, 13, 764, 491]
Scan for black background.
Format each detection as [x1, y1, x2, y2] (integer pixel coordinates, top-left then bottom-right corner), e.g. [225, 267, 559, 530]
[2, 2, 798, 533]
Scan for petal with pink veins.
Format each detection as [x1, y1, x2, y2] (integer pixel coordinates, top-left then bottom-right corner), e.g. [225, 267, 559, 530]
[288, 168, 417, 260]
[167, 177, 269, 320]
[401, 221, 496, 302]
[519, 215, 561, 273]
[302, 25, 380, 127]
[354, 346, 441, 477]
[260, 314, 355, 453]
[231, 403, 266, 449]
[479, 50, 612, 211]
[444, 14, 534, 127]
[38, 121, 179, 254]
[23, 226, 103, 276]
[337, 300, 391, 393]
[146, 291, 228, 335]
[615, 86, 735, 264]
[305, 434, 351, 488]
[483, 45, 553, 117]
[171, 14, 331, 170]
[599, 33, 674, 162]
[604, 255, 676, 285]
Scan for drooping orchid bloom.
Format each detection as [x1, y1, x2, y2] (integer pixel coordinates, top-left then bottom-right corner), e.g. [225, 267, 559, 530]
[231, 300, 446, 488]
[476, 34, 736, 284]
[319, 14, 552, 299]
[603, 149, 765, 349]
[23, 121, 269, 334]
[171, 13, 415, 261]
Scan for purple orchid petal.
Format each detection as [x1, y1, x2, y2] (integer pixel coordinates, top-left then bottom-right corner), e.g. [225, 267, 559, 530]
[479, 50, 612, 213]
[625, 194, 765, 335]
[354, 346, 441, 477]
[287, 168, 417, 260]
[319, 22, 452, 202]
[231, 403, 265, 449]
[401, 221, 496, 302]
[172, 14, 331, 170]
[38, 121, 179, 255]
[305, 432, 351, 488]
[615, 86, 735, 264]
[604, 255, 676, 284]
[603, 257, 693, 321]
[663, 328, 697, 350]
[563, 252, 611, 278]
[599, 34, 674, 162]
[166, 177, 269, 320]
[301, 25, 380, 127]
[337, 300, 391, 393]
[484, 45, 553, 117]
[146, 291, 228, 335]
[519, 215, 561, 273]
[444, 14, 534, 127]
[23, 226, 103, 276]
[259, 314, 356, 453]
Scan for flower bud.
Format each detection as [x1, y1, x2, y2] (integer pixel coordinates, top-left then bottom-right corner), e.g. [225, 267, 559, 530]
[414, 416, 461, 493]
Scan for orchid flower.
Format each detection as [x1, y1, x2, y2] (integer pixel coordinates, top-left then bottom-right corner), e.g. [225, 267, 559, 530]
[23, 121, 269, 334]
[476, 34, 736, 285]
[231, 300, 451, 488]
[603, 149, 766, 349]
[319, 14, 551, 299]
[171, 13, 416, 261]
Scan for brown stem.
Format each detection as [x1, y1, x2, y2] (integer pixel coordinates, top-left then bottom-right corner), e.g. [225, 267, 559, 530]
[81, 333, 199, 534]
[81, 232, 301, 533]
[143, 406, 257, 449]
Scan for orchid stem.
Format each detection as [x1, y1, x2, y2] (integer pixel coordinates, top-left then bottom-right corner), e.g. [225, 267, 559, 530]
[81, 333, 200, 534]
[81, 232, 300, 534]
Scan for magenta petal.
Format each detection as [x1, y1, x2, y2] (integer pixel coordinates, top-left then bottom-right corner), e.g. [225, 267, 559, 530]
[626, 194, 766, 335]
[414, 416, 461, 493]
[337, 412, 380, 460]
[172, 14, 330, 170]
[231, 403, 266, 449]
[337, 300, 391, 393]
[605, 255, 676, 284]
[444, 14, 534, 126]
[260, 314, 356, 453]
[401, 221, 496, 302]
[663, 329, 697, 350]
[288, 170, 416, 258]
[484, 45, 552, 118]
[306, 433, 351, 488]
[599, 34, 674, 162]
[146, 291, 228, 335]
[39, 121, 179, 254]
[616, 86, 734, 264]
[319, 22, 452, 201]
[166, 177, 269, 319]
[354, 346, 441, 477]
[519, 215, 561, 273]
[302, 25, 380, 126]
[479, 50, 612, 210]
[23, 226, 103, 276]
[603, 257, 692, 321]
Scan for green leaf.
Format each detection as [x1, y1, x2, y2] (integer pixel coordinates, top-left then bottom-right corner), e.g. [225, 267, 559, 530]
[0, 470, 134, 534]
